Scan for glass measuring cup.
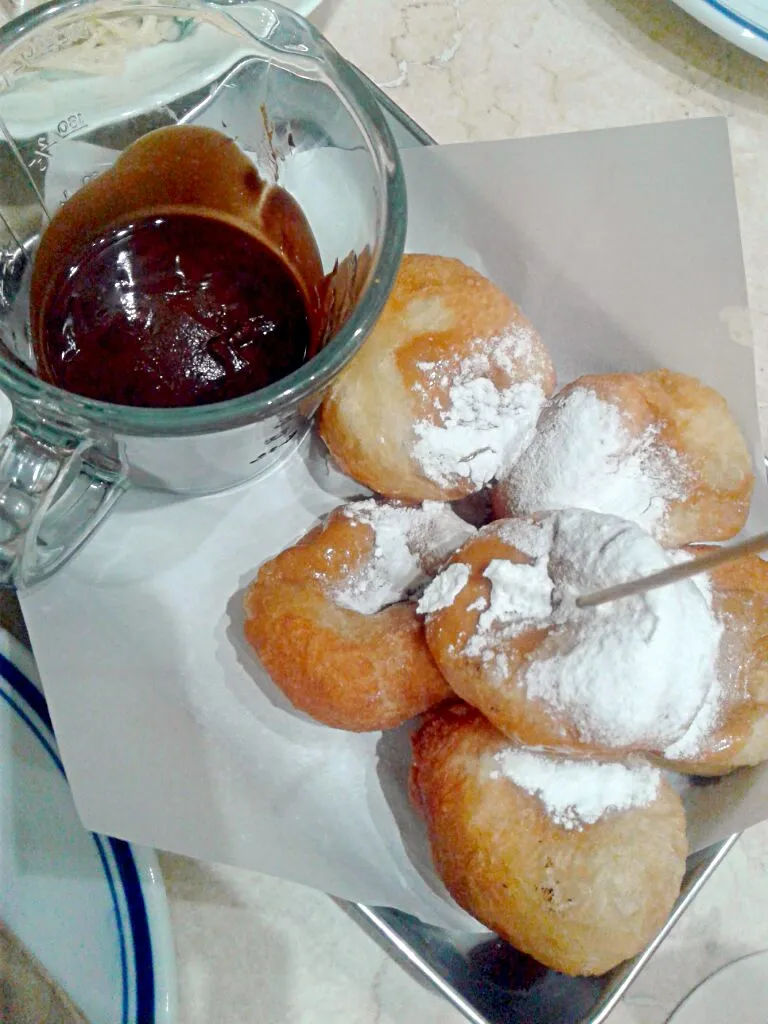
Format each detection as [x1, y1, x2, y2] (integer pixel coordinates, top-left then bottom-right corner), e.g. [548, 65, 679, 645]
[0, 0, 405, 587]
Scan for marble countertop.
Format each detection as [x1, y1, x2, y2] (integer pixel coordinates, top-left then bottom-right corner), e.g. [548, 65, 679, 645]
[161, 2, 768, 1023]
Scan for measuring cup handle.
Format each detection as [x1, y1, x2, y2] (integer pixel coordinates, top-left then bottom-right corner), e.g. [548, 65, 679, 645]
[0, 401, 127, 588]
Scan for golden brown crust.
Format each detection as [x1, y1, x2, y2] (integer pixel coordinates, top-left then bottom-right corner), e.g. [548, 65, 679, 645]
[318, 254, 555, 502]
[494, 370, 754, 547]
[410, 704, 687, 976]
[638, 371, 753, 545]
[243, 507, 452, 731]
[658, 551, 768, 775]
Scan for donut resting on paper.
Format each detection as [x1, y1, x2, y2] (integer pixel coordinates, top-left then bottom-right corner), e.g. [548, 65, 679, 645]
[418, 510, 721, 755]
[410, 703, 688, 976]
[319, 254, 556, 502]
[494, 371, 754, 548]
[244, 499, 473, 731]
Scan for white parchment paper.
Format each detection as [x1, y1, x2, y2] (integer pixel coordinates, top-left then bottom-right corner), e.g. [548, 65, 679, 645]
[20, 117, 768, 926]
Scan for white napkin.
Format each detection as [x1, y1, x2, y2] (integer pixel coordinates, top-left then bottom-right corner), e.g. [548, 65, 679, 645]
[21, 118, 768, 926]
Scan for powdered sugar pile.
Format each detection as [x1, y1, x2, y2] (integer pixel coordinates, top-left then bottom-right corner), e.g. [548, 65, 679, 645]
[411, 326, 547, 491]
[420, 509, 723, 749]
[416, 562, 471, 614]
[330, 500, 475, 616]
[491, 748, 661, 829]
[499, 387, 690, 535]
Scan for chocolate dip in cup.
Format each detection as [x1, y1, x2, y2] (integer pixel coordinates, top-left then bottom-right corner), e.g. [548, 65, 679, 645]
[0, 0, 405, 586]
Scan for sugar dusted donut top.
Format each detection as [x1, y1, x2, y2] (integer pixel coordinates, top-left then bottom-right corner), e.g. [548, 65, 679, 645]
[498, 383, 689, 533]
[329, 499, 475, 615]
[319, 254, 556, 502]
[419, 509, 723, 749]
[411, 324, 548, 491]
[495, 371, 754, 547]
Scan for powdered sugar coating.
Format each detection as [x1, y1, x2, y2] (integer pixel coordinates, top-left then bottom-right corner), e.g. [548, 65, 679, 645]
[475, 558, 553, 628]
[499, 387, 690, 534]
[491, 748, 661, 830]
[427, 510, 723, 749]
[412, 326, 548, 492]
[330, 500, 475, 616]
[417, 562, 471, 614]
[663, 675, 721, 760]
[662, 556, 725, 760]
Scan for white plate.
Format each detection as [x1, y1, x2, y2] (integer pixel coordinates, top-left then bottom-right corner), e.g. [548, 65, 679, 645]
[671, 0, 768, 61]
[0, 628, 177, 1024]
[666, 950, 768, 1023]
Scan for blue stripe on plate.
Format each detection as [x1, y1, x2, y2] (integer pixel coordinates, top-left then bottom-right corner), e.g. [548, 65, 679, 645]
[0, 649, 52, 729]
[700, 0, 768, 41]
[0, 650, 156, 1024]
[109, 837, 156, 1023]
[92, 834, 130, 1024]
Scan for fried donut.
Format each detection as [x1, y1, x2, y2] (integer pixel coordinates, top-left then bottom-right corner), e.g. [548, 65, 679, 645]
[493, 371, 754, 547]
[243, 499, 474, 731]
[659, 551, 768, 775]
[418, 510, 721, 754]
[410, 704, 687, 976]
[318, 254, 556, 502]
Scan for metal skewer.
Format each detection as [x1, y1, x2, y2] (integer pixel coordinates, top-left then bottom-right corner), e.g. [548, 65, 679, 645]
[576, 530, 768, 609]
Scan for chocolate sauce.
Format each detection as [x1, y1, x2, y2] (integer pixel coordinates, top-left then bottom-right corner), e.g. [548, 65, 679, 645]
[38, 212, 312, 407]
[31, 125, 324, 408]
